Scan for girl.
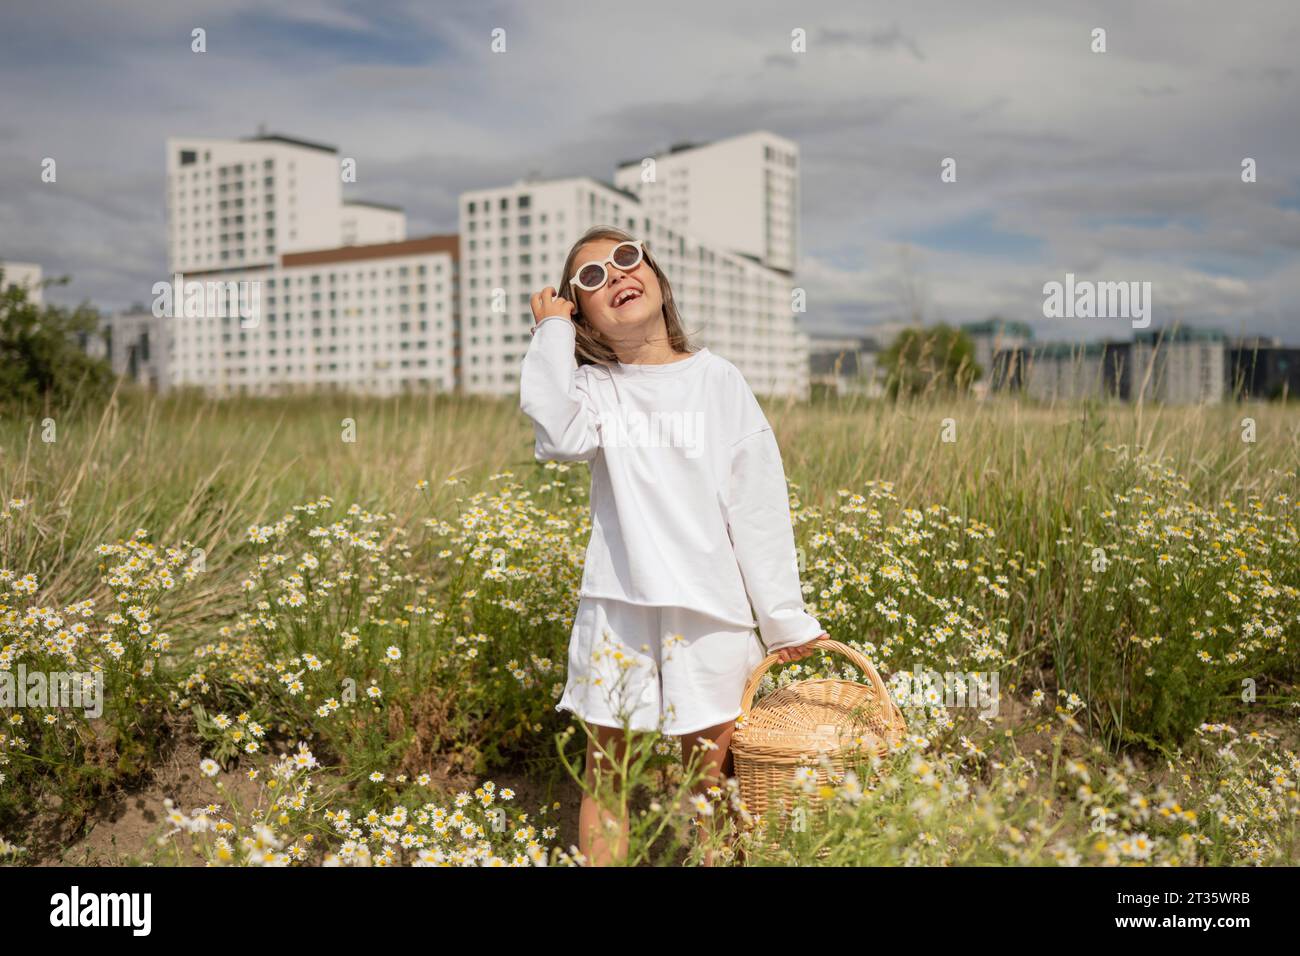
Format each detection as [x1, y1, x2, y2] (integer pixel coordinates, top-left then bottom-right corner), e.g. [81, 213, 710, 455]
[519, 225, 826, 865]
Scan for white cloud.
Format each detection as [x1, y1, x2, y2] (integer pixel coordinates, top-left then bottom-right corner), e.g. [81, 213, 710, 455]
[0, 0, 1296, 343]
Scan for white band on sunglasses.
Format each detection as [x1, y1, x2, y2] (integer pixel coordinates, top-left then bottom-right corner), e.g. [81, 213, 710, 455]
[566, 239, 646, 293]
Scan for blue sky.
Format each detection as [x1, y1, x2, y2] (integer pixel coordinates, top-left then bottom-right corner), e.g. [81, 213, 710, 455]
[1, 0, 1298, 343]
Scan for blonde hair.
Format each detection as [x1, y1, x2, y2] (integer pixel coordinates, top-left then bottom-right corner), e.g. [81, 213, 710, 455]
[558, 225, 698, 368]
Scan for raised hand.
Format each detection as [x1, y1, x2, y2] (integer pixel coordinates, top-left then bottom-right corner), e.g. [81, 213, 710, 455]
[530, 286, 576, 330]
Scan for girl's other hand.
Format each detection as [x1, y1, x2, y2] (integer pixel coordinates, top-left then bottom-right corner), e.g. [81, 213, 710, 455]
[530, 286, 576, 327]
[774, 632, 827, 663]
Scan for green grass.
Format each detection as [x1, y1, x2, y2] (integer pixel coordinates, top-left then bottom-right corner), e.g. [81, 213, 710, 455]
[1, 385, 1297, 865]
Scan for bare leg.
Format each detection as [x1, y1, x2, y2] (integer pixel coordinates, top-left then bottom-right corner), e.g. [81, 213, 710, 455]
[578, 723, 631, 866]
[678, 717, 740, 866]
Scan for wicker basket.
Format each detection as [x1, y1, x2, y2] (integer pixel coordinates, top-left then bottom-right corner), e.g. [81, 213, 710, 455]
[730, 637, 906, 836]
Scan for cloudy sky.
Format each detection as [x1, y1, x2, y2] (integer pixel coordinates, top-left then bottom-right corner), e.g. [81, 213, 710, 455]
[2, 0, 1298, 342]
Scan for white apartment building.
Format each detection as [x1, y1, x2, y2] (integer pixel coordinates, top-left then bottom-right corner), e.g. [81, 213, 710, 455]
[458, 176, 810, 398]
[163, 235, 458, 397]
[1, 260, 43, 305]
[165, 132, 406, 275]
[1131, 328, 1225, 404]
[1021, 343, 1112, 402]
[341, 200, 405, 247]
[159, 129, 810, 398]
[162, 132, 457, 397]
[613, 131, 799, 275]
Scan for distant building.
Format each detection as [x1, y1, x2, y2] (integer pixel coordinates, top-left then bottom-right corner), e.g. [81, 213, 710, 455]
[97, 309, 170, 391]
[1, 260, 43, 305]
[961, 318, 1033, 396]
[341, 200, 405, 247]
[613, 131, 799, 275]
[1227, 337, 1300, 400]
[166, 235, 459, 397]
[989, 348, 1027, 393]
[165, 132, 407, 275]
[156, 129, 811, 399]
[1020, 341, 1130, 402]
[1131, 327, 1225, 404]
[988, 326, 1229, 404]
[808, 335, 883, 397]
[458, 176, 810, 399]
[161, 132, 462, 396]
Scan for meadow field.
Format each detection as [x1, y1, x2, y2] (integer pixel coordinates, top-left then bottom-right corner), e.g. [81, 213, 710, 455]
[1, 385, 1297, 865]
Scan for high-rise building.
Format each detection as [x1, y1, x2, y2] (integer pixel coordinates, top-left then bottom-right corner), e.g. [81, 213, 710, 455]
[165, 132, 406, 275]
[162, 132, 456, 397]
[458, 176, 809, 398]
[613, 131, 799, 275]
[160, 129, 810, 398]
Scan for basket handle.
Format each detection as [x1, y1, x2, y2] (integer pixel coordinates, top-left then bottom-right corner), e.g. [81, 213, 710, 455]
[739, 636, 902, 727]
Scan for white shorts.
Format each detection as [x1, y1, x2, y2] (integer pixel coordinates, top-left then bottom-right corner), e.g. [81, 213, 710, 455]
[555, 595, 769, 738]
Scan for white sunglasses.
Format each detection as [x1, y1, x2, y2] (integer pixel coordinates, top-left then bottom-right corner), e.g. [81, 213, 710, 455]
[566, 239, 648, 293]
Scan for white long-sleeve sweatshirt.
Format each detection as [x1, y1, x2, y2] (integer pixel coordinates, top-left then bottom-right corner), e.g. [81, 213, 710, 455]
[519, 314, 824, 653]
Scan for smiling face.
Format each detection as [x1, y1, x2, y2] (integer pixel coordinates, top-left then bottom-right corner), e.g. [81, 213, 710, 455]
[568, 238, 664, 343]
